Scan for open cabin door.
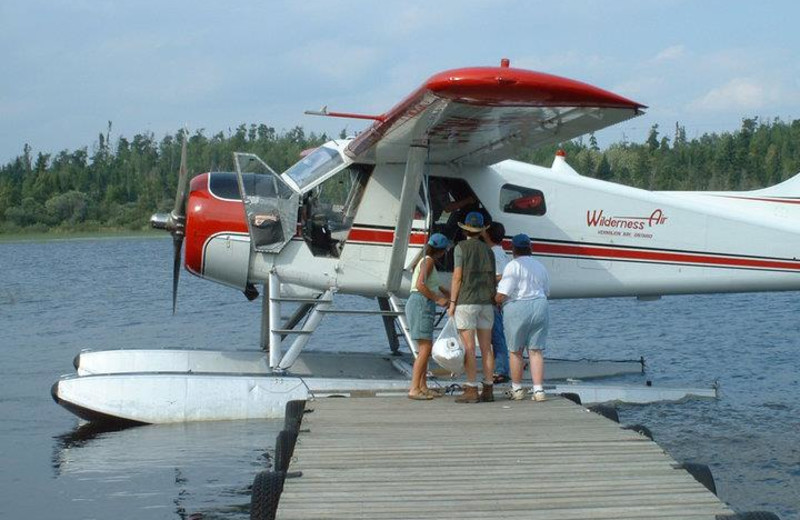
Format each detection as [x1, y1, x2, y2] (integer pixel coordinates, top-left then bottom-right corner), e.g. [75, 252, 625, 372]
[234, 153, 299, 253]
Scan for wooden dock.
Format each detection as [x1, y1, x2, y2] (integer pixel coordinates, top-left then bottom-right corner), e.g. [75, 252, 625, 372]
[273, 395, 734, 519]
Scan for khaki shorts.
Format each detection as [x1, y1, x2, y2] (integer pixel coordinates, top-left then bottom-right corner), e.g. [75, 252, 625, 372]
[454, 304, 494, 330]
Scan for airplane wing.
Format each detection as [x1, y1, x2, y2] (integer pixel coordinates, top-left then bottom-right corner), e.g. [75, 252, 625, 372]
[347, 64, 645, 166]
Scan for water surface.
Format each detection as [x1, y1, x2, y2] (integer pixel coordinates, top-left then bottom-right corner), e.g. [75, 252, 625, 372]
[0, 237, 797, 519]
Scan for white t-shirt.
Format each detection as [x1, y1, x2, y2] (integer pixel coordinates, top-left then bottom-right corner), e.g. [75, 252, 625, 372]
[497, 256, 550, 301]
[491, 244, 509, 276]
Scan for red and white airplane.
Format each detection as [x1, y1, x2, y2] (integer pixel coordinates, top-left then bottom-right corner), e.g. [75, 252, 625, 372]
[52, 60, 800, 424]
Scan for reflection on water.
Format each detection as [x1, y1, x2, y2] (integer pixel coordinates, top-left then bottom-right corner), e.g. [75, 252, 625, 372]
[50, 419, 280, 519]
[52, 422, 138, 475]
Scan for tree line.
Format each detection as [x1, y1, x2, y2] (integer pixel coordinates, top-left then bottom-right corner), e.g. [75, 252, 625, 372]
[2, 117, 799, 234]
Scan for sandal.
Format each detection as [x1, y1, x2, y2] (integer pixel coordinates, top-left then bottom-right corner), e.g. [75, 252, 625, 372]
[493, 374, 510, 384]
[422, 388, 444, 398]
[408, 392, 433, 400]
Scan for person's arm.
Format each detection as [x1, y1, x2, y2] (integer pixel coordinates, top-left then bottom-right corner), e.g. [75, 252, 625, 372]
[413, 257, 433, 298]
[495, 261, 515, 306]
[448, 266, 462, 317]
[448, 245, 463, 316]
[416, 258, 448, 306]
[444, 194, 476, 213]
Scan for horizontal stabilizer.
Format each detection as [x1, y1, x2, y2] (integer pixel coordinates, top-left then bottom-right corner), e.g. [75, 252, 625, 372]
[751, 171, 800, 198]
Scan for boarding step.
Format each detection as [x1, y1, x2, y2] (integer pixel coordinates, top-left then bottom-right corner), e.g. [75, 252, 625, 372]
[317, 309, 403, 316]
[271, 297, 333, 304]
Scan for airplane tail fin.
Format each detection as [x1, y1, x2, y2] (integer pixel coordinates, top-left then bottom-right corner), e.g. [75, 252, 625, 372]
[751, 171, 800, 197]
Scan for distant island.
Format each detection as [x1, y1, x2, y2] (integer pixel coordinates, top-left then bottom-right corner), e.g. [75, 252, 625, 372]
[1, 118, 798, 236]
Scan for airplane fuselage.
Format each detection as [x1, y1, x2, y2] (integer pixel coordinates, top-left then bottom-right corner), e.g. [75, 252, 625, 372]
[185, 148, 800, 300]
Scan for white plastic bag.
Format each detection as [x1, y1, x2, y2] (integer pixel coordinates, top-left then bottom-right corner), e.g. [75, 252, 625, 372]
[432, 318, 465, 374]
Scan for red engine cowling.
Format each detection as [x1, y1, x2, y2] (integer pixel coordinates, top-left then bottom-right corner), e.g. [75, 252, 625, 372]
[184, 173, 252, 290]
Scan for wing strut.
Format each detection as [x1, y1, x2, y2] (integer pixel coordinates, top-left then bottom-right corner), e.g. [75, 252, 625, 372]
[386, 141, 428, 293]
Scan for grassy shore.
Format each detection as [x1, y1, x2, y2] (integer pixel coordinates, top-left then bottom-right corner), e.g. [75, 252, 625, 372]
[0, 228, 167, 244]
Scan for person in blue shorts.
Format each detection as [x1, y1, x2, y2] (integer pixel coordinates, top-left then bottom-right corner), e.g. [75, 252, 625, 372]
[406, 233, 451, 400]
[495, 234, 551, 402]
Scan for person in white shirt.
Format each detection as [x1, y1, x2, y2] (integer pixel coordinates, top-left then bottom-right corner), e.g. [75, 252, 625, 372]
[495, 233, 551, 402]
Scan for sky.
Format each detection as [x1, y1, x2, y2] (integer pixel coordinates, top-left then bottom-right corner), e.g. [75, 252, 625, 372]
[2, 0, 800, 165]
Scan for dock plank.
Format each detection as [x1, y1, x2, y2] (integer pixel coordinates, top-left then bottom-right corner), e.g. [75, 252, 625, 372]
[274, 396, 734, 519]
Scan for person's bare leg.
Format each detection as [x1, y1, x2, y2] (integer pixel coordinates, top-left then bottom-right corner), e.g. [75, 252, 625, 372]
[409, 340, 431, 396]
[529, 348, 545, 386]
[460, 329, 477, 383]
[476, 328, 494, 383]
[509, 350, 525, 385]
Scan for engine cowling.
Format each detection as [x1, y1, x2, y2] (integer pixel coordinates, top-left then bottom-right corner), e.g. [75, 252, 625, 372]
[184, 173, 251, 290]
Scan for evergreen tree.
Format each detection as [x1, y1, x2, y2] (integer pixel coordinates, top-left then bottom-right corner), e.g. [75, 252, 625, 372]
[3, 118, 800, 234]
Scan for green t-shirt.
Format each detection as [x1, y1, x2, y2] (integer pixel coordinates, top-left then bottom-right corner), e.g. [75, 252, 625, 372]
[453, 237, 495, 305]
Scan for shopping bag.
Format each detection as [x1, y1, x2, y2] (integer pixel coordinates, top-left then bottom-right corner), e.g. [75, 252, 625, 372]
[432, 318, 465, 374]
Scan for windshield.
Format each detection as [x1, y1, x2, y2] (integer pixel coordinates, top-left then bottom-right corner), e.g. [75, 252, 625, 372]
[282, 146, 344, 192]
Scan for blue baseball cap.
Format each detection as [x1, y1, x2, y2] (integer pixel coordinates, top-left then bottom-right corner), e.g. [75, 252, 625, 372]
[511, 233, 531, 249]
[458, 211, 487, 232]
[427, 232, 450, 249]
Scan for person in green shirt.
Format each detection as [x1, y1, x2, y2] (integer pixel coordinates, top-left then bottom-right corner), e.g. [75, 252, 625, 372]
[448, 212, 496, 403]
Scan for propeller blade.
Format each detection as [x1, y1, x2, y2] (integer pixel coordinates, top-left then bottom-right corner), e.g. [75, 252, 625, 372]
[173, 133, 189, 218]
[160, 132, 190, 314]
[172, 235, 182, 314]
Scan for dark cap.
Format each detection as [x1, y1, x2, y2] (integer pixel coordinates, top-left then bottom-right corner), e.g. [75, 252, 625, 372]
[511, 233, 531, 249]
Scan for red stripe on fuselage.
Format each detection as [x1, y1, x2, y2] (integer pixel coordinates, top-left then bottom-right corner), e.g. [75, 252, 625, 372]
[348, 227, 427, 245]
[499, 239, 800, 272]
[718, 195, 800, 205]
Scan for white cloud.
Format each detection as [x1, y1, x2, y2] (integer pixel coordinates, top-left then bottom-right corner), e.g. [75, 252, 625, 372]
[689, 78, 777, 111]
[653, 45, 686, 62]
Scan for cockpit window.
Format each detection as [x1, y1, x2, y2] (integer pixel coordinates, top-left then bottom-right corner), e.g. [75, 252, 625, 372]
[282, 146, 344, 192]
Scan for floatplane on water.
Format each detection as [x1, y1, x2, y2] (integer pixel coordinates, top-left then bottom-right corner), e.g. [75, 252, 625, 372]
[52, 60, 800, 424]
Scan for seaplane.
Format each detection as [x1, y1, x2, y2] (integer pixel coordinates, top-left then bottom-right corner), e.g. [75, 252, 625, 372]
[52, 59, 800, 425]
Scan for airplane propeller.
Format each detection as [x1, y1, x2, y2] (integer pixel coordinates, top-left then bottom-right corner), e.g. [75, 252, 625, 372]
[150, 134, 190, 314]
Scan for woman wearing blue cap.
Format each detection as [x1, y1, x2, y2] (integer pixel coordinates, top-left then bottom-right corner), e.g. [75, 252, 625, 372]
[495, 233, 551, 401]
[406, 233, 452, 400]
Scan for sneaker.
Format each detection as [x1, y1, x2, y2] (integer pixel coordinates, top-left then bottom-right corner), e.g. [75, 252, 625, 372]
[532, 390, 547, 402]
[506, 387, 526, 401]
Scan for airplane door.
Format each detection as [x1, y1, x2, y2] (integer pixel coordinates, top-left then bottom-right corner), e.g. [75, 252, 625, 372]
[234, 153, 300, 253]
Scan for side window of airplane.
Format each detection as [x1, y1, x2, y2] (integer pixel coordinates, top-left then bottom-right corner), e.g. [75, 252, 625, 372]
[500, 184, 547, 216]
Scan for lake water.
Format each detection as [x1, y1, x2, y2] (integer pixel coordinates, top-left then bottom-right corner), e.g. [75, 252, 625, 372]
[0, 237, 797, 519]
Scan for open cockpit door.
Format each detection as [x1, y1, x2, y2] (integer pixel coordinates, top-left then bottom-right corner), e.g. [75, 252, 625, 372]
[234, 153, 299, 253]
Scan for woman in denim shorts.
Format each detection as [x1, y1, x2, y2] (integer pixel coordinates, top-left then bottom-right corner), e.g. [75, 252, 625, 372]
[406, 233, 451, 400]
[495, 234, 551, 402]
